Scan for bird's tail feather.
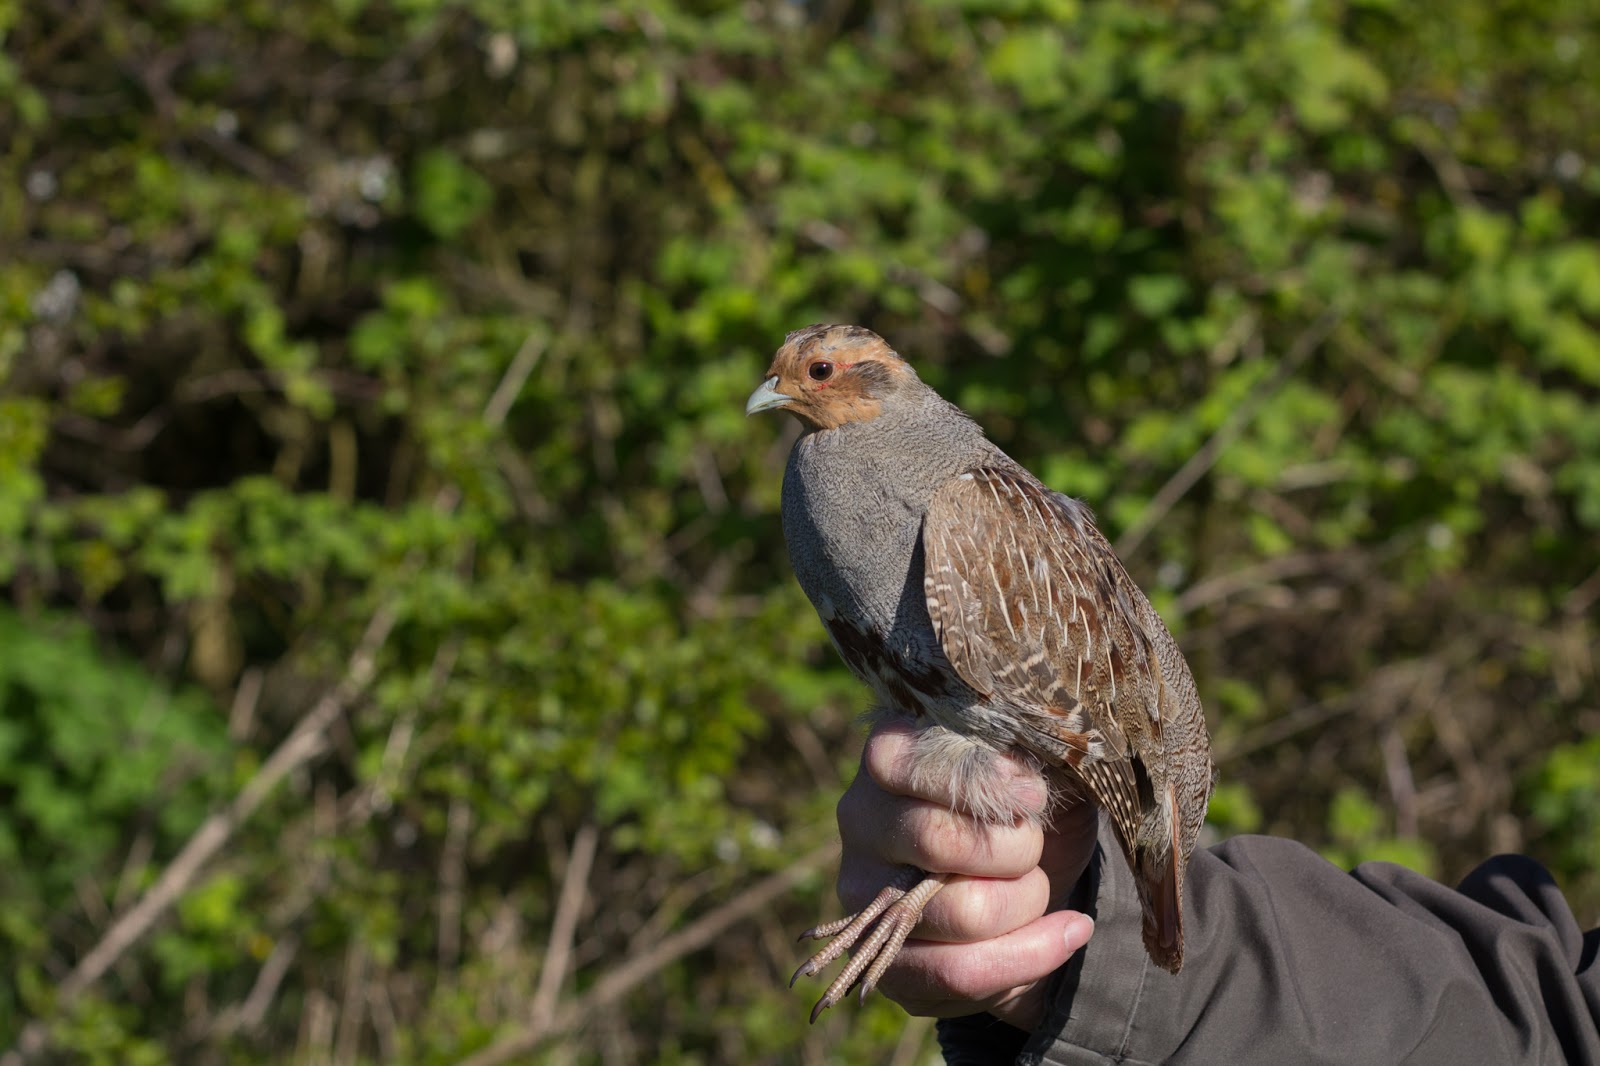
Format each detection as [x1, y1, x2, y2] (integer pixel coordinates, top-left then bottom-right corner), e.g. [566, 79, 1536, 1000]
[1134, 812, 1185, 973]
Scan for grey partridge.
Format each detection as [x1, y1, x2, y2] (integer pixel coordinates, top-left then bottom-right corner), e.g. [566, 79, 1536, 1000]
[747, 324, 1214, 1022]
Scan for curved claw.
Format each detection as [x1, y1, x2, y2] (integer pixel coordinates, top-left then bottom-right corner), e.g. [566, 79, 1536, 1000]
[792, 869, 951, 1022]
[788, 958, 818, 987]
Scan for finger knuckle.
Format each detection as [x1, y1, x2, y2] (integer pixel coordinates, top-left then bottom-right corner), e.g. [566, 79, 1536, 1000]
[863, 732, 913, 790]
[929, 879, 1012, 941]
[917, 807, 971, 868]
[964, 880, 1013, 934]
[917, 812, 1036, 879]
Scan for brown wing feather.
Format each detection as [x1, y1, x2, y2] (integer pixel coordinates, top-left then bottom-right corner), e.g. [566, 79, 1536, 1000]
[923, 467, 1163, 773]
[923, 466, 1199, 972]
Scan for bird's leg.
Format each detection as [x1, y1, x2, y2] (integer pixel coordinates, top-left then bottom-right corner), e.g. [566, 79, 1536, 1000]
[792, 866, 951, 1023]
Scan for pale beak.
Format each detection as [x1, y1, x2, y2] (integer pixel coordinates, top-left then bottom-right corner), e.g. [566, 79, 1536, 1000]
[745, 375, 794, 415]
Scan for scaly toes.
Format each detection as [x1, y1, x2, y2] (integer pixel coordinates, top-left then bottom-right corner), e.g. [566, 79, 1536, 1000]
[791, 875, 912, 986]
[795, 870, 951, 1022]
[859, 901, 922, 1000]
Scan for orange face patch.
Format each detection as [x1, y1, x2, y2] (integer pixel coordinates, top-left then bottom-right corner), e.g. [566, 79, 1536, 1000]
[756, 324, 912, 431]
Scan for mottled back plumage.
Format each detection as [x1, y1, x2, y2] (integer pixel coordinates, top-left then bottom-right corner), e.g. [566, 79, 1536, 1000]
[923, 467, 1209, 969]
[748, 324, 1213, 1013]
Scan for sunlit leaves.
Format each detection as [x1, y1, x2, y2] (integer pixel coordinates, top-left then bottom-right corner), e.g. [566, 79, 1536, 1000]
[1, 0, 1597, 1060]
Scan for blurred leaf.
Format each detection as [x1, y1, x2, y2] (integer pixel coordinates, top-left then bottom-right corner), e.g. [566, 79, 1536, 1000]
[412, 148, 493, 239]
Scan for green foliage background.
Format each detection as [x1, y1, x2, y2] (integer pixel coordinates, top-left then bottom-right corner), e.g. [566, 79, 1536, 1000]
[2, 0, 1598, 1061]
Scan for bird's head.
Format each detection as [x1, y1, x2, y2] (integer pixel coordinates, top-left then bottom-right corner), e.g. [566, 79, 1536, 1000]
[744, 324, 915, 431]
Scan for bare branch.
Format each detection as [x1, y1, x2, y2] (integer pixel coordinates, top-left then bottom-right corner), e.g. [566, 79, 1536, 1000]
[437, 796, 473, 972]
[373, 637, 460, 817]
[1174, 551, 1348, 617]
[1, 604, 396, 1066]
[1381, 727, 1419, 839]
[227, 667, 264, 741]
[333, 943, 369, 1066]
[367, 973, 400, 1063]
[111, 829, 154, 915]
[455, 842, 839, 1066]
[210, 935, 300, 1038]
[529, 823, 599, 1032]
[2, 335, 542, 1063]
[482, 330, 546, 429]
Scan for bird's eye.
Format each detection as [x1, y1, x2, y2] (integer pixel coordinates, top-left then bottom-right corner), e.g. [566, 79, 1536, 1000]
[808, 361, 834, 381]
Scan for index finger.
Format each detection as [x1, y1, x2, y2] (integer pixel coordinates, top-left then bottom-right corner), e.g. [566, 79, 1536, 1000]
[862, 717, 1049, 819]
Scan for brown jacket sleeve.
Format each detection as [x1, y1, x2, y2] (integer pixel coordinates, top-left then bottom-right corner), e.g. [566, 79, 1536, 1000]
[938, 818, 1600, 1065]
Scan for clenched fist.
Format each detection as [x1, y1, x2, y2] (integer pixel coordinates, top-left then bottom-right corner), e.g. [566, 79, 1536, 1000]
[833, 718, 1100, 1032]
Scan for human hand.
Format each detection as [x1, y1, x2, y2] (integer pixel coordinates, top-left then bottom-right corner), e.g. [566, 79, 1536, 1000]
[834, 718, 1099, 1032]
